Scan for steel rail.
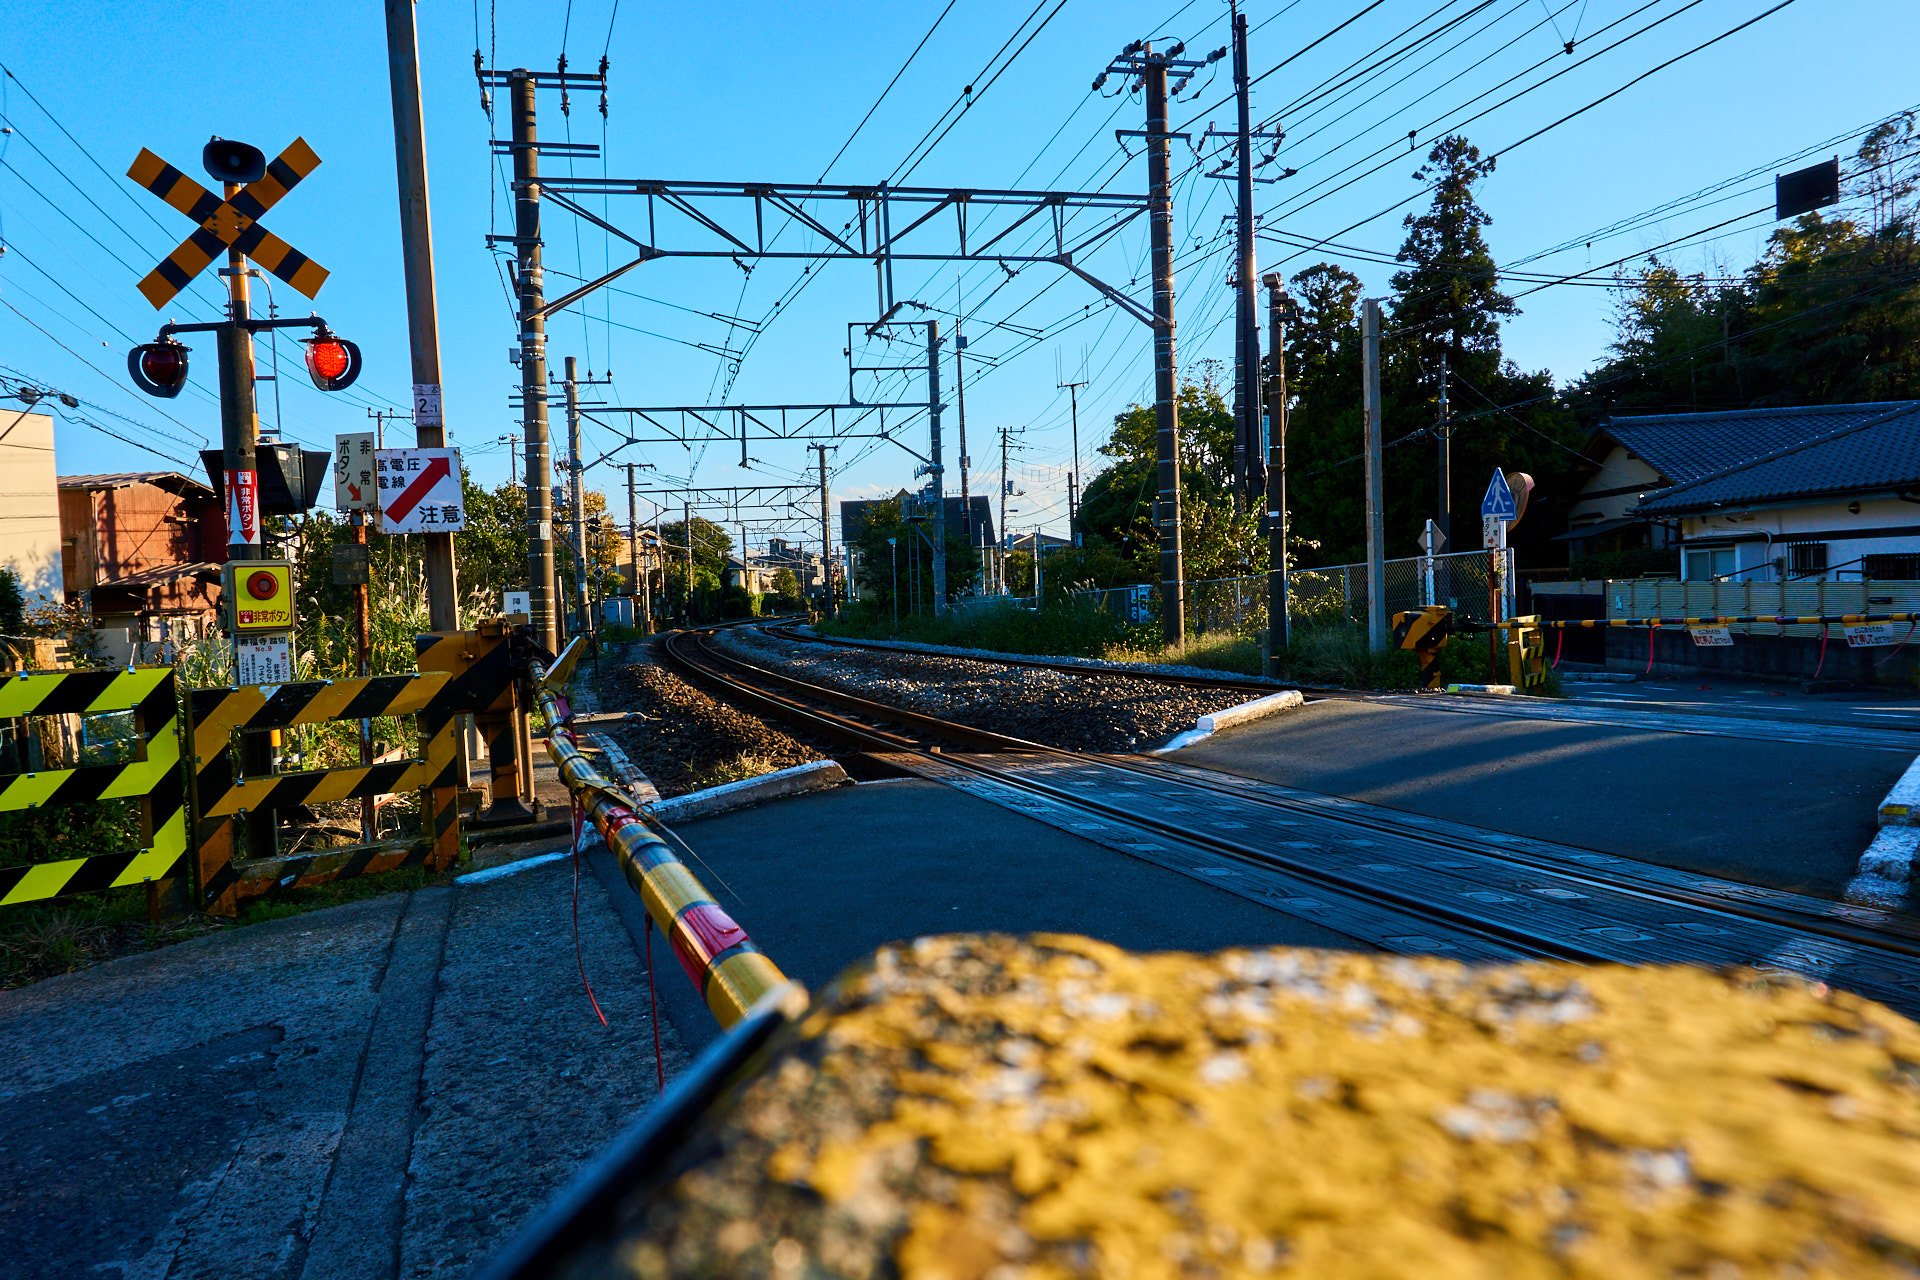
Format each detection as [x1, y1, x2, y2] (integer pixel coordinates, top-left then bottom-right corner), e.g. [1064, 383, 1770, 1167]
[668, 627, 1920, 974]
[662, 629, 1597, 964]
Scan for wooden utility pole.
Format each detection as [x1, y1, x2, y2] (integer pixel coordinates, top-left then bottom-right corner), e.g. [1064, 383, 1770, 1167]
[1058, 376, 1085, 538]
[383, 0, 459, 632]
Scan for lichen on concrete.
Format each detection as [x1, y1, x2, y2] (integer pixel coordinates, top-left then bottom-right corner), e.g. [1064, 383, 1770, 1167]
[572, 934, 1920, 1278]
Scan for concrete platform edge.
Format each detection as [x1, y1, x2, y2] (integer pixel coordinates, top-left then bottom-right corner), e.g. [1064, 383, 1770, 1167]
[647, 760, 849, 825]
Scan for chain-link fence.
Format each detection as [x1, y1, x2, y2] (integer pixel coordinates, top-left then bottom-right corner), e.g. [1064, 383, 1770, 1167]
[949, 549, 1514, 642]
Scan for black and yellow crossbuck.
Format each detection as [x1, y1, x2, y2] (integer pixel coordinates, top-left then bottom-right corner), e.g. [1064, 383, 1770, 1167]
[0, 668, 187, 907]
[187, 673, 459, 916]
[127, 138, 329, 309]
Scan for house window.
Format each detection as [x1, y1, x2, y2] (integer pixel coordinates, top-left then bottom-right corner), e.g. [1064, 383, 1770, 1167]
[1684, 547, 1735, 581]
[1788, 542, 1827, 577]
[1863, 553, 1920, 580]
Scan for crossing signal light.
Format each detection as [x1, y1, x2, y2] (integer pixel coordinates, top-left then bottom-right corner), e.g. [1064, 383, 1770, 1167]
[302, 327, 362, 392]
[128, 339, 190, 398]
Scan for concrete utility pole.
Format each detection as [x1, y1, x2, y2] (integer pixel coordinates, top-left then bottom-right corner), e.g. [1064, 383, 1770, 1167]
[926, 320, 948, 615]
[1436, 354, 1452, 549]
[1058, 375, 1086, 539]
[1230, 2, 1263, 512]
[626, 463, 649, 633]
[1146, 47, 1184, 646]
[383, 0, 458, 631]
[683, 499, 694, 624]
[1263, 274, 1290, 672]
[1361, 297, 1387, 651]
[999, 426, 1011, 595]
[509, 69, 557, 652]
[809, 443, 834, 617]
[953, 285, 972, 565]
[563, 356, 589, 643]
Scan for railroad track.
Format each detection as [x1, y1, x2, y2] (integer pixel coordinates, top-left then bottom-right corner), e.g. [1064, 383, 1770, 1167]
[660, 626, 1920, 1014]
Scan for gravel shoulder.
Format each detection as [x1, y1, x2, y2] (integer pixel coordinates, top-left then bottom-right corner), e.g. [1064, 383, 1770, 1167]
[599, 650, 823, 797]
[713, 628, 1261, 753]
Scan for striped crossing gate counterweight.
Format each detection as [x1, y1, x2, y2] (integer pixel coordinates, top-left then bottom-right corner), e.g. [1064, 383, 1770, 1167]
[0, 668, 187, 908]
[187, 673, 460, 915]
[1391, 606, 1452, 688]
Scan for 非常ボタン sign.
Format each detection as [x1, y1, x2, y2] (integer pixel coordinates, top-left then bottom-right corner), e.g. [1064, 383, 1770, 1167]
[223, 560, 295, 633]
[335, 431, 375, 511]
[375, 448, 466, 534]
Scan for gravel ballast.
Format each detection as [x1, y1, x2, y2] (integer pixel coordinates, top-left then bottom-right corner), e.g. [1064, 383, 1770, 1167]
[603, 659, 824, 797]
[712, 628, 1264, 753]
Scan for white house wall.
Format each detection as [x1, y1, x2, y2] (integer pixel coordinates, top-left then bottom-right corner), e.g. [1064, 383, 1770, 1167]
[1677, 495, 1920, 580]
[0, 412, 63, 608]
[1570, 445, 1666, 524]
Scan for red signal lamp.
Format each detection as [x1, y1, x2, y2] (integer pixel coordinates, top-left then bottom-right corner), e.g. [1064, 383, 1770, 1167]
[127, 339, 190, 398]
[303, 326, 363, 392]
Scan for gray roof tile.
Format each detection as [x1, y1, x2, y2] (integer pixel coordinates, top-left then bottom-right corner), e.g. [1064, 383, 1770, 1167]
[1636, 403, 1920, 514]
[1602, 402, 1916, 484]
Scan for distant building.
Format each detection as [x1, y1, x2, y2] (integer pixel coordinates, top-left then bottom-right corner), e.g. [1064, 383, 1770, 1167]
[59, 471, 227, 660]
[1561, 402, 1920, 581]
[0, 410, 64, 609]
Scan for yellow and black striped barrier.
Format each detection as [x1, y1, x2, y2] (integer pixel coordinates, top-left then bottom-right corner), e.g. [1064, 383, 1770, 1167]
[187, 673, 460, 916]
[0, 667, 188, 908]
[1391, 606, 1452, 688]
[532, 640, 787, 1029]
[1504, 615, 1549, 692]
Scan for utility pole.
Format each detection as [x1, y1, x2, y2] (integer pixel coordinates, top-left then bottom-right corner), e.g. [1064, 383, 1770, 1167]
[626, 464, 646, 632]
[998, 426, 1010, 595]
[683, 499, 694, 624]
[562, 356, 589, 645]
[508, 69, 557, 652]
[1106, 39, 1205, 647]
[1361, 297, 1387, 651]
[926, 320, 948, 615]
[1436, 354, 1452, 549]
[809, 443, 834, 617]
[954, 284, 972, 569]
[1058, 375, 1086, 540]
[383, 0, 458, 631]
[1231, 1, 1262, 512]
[1263, 274, 1290, 672]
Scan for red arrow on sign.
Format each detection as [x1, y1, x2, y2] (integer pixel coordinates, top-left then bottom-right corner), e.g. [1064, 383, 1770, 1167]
[385, 455, 450, 525]
[347, 482, 362, 502]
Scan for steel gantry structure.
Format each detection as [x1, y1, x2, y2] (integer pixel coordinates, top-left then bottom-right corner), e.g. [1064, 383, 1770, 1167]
[478, 57, 1197, 625]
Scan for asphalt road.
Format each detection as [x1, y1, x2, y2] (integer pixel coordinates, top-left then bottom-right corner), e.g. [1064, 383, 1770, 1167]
[0, 853, 686, 1280]
[1559, 670, 1920, 727]
[1174, 698, 1906, 900]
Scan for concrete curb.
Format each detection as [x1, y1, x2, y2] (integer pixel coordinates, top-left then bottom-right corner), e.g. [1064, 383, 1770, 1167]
[646, 759, 849, 825]
[1152, 690, 1304, 754]
[1877, 753, 1920, 826]
[1446, 683, 1518, 695]
[1560, 672, 1637, 683]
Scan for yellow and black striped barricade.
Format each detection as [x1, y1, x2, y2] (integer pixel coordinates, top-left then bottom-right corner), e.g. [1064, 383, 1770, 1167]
[417, 622, 536, 823]
[187, 673, 459, 916]
[1391, 606, 1452, 688]
[0, 667, 186, 909]
[1505, 616, 1548, 692]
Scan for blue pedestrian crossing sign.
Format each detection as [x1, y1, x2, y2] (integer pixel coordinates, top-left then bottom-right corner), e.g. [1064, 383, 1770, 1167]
[1481, 468, 1517, 520]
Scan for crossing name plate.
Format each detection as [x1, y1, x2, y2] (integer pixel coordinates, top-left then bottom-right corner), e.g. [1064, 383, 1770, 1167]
[236, 634, 294, 686]
[1689, 626, 1734, 647]
[1845, 622, 1898, 648]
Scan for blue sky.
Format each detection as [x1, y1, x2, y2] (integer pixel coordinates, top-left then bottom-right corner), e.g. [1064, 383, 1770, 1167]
[3, 0, 1916, 553]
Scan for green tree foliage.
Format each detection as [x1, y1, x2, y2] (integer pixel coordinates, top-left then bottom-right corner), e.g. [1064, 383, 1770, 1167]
[849, 496, 980, 614]
[1076, 364, 1261, 582]
[1279, 135, 1576, 570]
[1573, 116, 1920, 414]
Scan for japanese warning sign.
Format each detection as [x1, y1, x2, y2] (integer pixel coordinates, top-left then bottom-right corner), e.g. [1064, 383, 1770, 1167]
[375, 448, 466, 533]
[335, 432, 375, 511]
